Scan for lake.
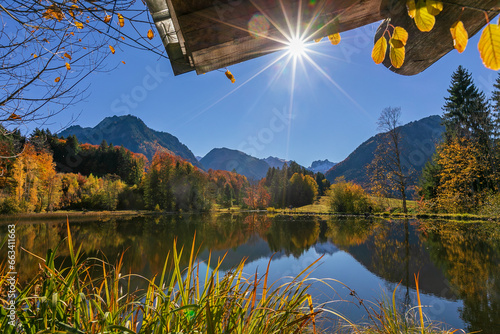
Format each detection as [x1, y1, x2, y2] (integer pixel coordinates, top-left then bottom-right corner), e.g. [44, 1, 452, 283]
[2, 213, 499, 333]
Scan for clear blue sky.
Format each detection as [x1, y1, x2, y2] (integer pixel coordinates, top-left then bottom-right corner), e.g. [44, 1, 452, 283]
[41, 22, 498, 167]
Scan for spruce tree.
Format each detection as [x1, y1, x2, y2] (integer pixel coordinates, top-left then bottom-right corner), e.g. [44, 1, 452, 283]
[442, 65, 492, 147]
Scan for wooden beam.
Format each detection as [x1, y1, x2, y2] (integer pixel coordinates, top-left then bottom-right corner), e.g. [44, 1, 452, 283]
[377, 0, 500, 76]
[175, 0, 385, 74]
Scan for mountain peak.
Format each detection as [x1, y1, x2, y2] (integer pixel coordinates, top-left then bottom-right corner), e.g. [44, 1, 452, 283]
[200, 148, 270, 180]
[308, 160, 336, 174]
[59, 115, 202, 168]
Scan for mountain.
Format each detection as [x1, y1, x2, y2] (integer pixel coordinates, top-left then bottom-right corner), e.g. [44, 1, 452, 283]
[325, 115, 444, 188]
[200, 148, 271, 180]
[263, 156, 287, 169]
[308, 160, 336, 174]
[59, 115, 202, 168]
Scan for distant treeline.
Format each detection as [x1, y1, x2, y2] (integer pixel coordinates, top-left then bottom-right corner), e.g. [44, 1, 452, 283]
[0, 130, 329, 213]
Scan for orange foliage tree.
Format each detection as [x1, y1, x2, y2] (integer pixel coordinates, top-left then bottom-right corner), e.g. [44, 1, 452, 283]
[244, 181, 271, 210]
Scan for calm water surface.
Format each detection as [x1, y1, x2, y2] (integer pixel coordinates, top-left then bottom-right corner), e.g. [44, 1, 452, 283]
[2, 213, 500, 333]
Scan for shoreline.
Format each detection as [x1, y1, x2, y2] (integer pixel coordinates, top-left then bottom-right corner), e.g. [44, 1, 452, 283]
[1, 208, 499, 224]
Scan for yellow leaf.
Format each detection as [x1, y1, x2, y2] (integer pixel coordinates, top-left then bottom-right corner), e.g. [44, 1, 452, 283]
[407, 0, 416, 18]
[328, 33, 341, 45]
[392, 26, 408, 47]
[450, 21, 468, 53]
[426, 0, 443, 16]
[64, 52, 72, 60]
[33, 54, 38, 58]
[55, 77, 61, 83]
[75, 21, 83, 29]
[478, 23, 500, 71]
[109, 45, 115, 54]
[372, 36, 388, 65]
[147, 29, 154, 40]
[225, 70, 235, 83]
[118, 14, 124, 27]
[314, 37, 323, 43]
[390, 45, 405, 68]
[104, 15, 111, 23]
[71, 4, 78, 9]
[414, 0, 435, 32]
[65, 62, 71, 70]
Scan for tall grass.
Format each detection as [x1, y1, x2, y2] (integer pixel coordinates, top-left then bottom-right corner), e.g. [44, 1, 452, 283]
[0, 219, 321, 333]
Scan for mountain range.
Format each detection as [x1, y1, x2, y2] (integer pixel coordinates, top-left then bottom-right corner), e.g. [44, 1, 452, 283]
[58, 114, 443, 188]
[325, 115, 444, 187]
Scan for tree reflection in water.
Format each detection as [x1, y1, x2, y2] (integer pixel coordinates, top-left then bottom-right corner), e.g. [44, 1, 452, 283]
[2, 214, 499, 332]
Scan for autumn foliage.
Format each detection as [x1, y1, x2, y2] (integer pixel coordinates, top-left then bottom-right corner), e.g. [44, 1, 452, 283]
[329, 178, 372, 214]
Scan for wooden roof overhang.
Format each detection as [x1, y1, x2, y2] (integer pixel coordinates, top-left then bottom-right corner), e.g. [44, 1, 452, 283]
[145, 0, 499, 76]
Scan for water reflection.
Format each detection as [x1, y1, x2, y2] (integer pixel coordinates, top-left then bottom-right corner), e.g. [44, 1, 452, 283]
[1, 214, 499, 333]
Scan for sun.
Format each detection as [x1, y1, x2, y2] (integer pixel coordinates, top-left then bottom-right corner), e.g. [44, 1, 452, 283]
[286, 37, 307, 58]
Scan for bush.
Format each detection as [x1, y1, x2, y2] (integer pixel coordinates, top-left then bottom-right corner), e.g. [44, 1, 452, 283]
[328, 179, 372, 214]
[479, 192, 500, 217]
[0, 198, 21, 214]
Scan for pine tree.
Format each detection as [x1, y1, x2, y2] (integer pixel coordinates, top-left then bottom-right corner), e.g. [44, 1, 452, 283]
[442, 65, 492, 146]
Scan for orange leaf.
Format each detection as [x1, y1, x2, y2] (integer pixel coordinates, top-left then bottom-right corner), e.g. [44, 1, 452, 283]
[104, 15, 111, 23]
[55, 77, 61, 83]
[118, 14, 124, 27]
[147, 29, 154, 40]
[109, 45, 115, 54]
[121, 61, 126, 64]
[64, 52, 72, 60]
[33, 54, 38, 58]
[225, 70, 236, 83]
[7, 113, 22, 121]
[65, 62, 71, 70]
[328, 33, 341, 45]
[75, 21, 83, 29]
[120, 36, 125, 41]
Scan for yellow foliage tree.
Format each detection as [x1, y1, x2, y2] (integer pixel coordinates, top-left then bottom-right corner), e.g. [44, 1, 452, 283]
[435, 137, 487, 212]
[9, 143, 61, 211]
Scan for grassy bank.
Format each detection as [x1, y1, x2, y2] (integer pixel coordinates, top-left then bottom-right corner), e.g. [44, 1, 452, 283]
[0, 220, 463, 333]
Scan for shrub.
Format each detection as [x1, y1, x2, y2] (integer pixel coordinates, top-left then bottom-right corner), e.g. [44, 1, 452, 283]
[328, 179, 372, 214]
[0, 198, 20, 214]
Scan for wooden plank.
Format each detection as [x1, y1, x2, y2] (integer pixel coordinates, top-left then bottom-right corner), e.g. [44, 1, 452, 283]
[176, 0, 384, 73]
[377, 0, 500, 75]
